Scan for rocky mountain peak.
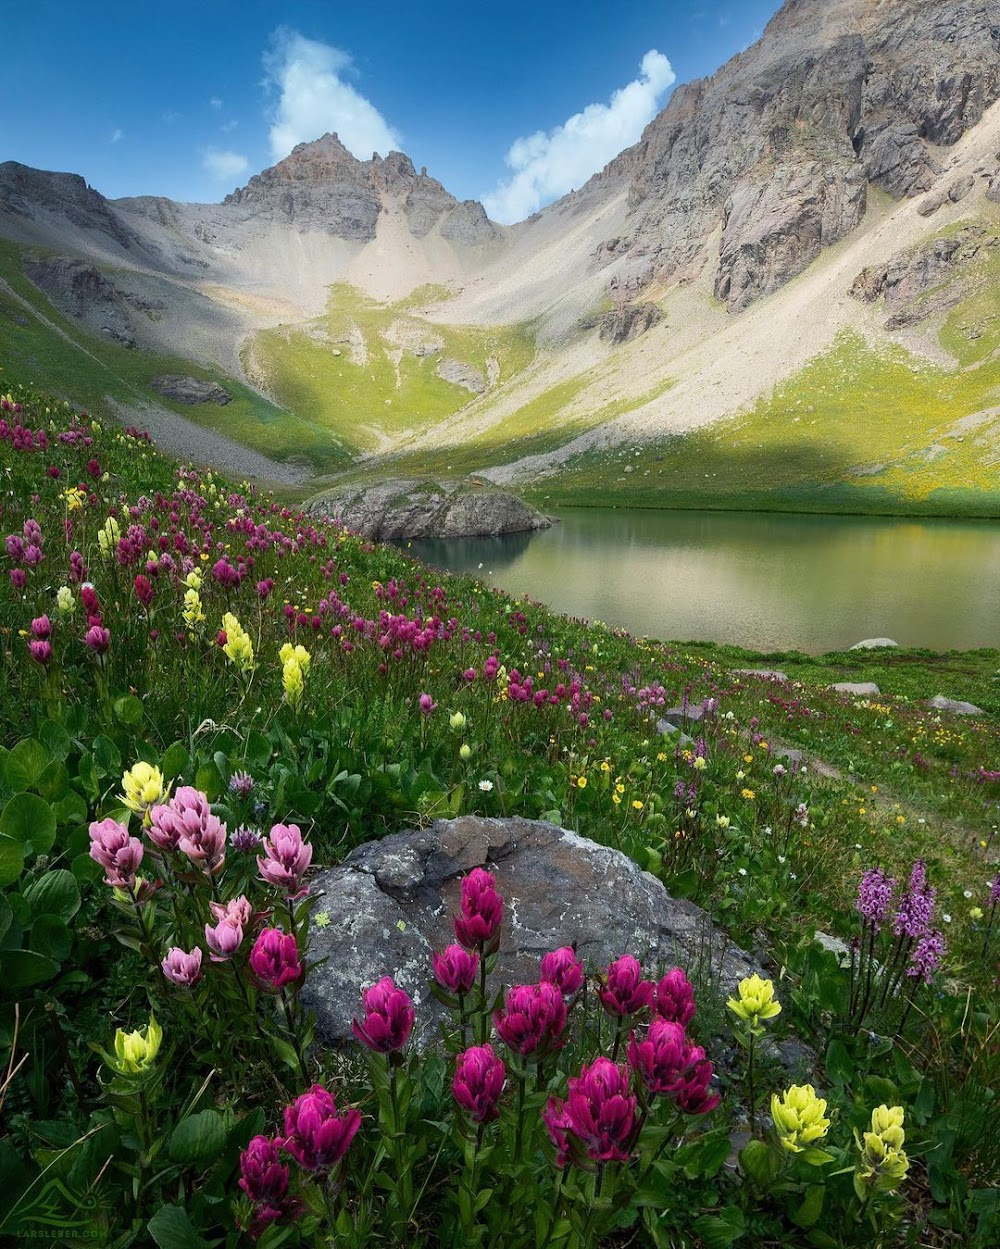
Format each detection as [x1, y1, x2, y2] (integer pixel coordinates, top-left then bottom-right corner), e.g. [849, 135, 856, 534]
[588, 0, 1000, 313]
[222, 134, 498, 245]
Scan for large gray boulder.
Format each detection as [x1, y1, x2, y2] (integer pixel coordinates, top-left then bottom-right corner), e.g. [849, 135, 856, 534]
[305, 478, 552, 541]
[302, 816, 763, 1047]
[927, 694, 984, 716]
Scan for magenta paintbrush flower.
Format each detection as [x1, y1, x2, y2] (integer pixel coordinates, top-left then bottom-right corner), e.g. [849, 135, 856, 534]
[494, 981, 568, 1059]
[539, 946, 585, 997]
[598, 955, 654, 1018]
[249, 927, 303, 991]
[204, 917, 244, 962]
[161, 946, 203, 986]
[88, 817, 143, 889]
[257, 822, 313, 894]
[653, 967, 696, 1026]
[352, 976, 414, 1052]
[432, 943, 479, 995]
[453, 1044, 506, 1122]
[453, 866, 503, 953]
[279, 1084, 361, 1171]
[547, 1057, 637, 1167]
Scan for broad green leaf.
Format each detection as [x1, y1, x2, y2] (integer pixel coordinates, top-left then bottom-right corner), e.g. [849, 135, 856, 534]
[692, 1208, 745, 1249]
[0, 894, 11, 942]
[1, 948, 59, 990]
[0, 835, 24, 887]
[161, 742, 189, 781]
[35, 761, 70, 802]
[194, 762, 222, 803]
[113, 694, 144, 726]
[24, 869, 81, 921]
[92, 735, 121, 779]
[4, 739, 49, 791]
[1, 792, 57, 856]
[37, 721, 71, 762]
[30, 914, 73, 962]
[147, 1203, 215, 1249]
[54, 790, 88, 827]
[825, 1039, 854, 1086]
[794, 1184, 826, 1228]
[168, 1110, 227, 1165]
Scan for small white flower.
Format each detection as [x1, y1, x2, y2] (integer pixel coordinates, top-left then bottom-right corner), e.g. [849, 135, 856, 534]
[478, 779, 494, 792]
[942, 913, 952, 924]
[963, 889, 973, 899]
[789, 872, 797, 880]
[777, 855, 786, 864]
[737, 867, 747, 877]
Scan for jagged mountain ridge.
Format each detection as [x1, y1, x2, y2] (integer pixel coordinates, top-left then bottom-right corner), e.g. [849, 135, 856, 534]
[0, 0, 998, 494]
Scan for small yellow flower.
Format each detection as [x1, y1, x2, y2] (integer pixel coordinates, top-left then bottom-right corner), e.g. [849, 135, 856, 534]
[970, 906, 984, 920]
[63, 486, 87, 512]
[632, 799, 644, 810]
[56, 585, 76, 616]
[693, 756, 707, 771]
[743, 754, 753, 764]
[612, 793, 622, 805]
[727, 974, 781, 1034]
[449, 710, 466, 731]
[741, 788, 755, 800]
[120, 762, 166, 817]
[111, 1014, 163, 1076]
[278, 641, 310, 672]
[771, 1084, 830, 1153]
[184, 568, 203, 591]
[182, 588, 205, 630]
[97, 516, 121, 557]
[221, 612, 255, 673]
[576, 776, 588, 789]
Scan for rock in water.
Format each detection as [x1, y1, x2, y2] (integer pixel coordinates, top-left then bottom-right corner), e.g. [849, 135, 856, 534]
[302, 815, 765, 1046]
[306, 478, 552, 541]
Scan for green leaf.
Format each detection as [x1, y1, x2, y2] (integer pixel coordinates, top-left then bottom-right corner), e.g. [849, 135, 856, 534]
[0, 835, 24, 887]
[35, 761, 69, 802]
[0, 792, 57, 856]
[801, 1147, 835, 1167]
[92, 735, 122, 780]
[0, 948, 59, 990]
[793, 1184, 826, 1228]
[680, 1129, 734, 1179]
[246, 731, 271, 769]
[194, 762, 222, 803]
[71, 852, 103, 885]
[4, 739, 49, 791]
[268, 1034, 301, 1072]
[37, 721, 71, 762]
[168, 1109, 227, 1165]
[0, 895, 11, 942]
[54, 790, 88, 827]
[24, 869, 81, 921]
[29, 914, 72, 962]
[825, 1039, 854, 1086]
[739, 1138, 780, 1186]
[113, 694, 144, 726]
[147, 1203, 216, 1249]
[161, 742, 189, 782]
[692, 1208, 745, 1249]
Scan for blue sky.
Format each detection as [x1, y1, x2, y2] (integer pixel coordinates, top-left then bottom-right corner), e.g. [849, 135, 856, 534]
[2, 1, 781, 223]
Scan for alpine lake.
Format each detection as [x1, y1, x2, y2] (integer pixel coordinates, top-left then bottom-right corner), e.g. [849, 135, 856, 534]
[409, 507, 1000, 654]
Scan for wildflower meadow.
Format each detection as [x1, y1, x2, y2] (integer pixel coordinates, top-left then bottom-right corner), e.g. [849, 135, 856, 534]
[0, 381, 998, 1247]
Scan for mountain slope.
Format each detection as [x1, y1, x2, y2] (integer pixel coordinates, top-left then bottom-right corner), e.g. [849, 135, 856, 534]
[0, 0, 998, 512]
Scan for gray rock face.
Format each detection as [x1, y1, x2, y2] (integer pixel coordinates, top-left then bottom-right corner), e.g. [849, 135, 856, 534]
[223, 134, 498, 246]
[850, 226, 999, 328]
[849, 638, 898, 650]
[150, 375, 231, 405]
[927, 694, 984, 715]
[596, 300, 663, 343]
[587, 0, 1000, 312]
[306, 478, 552, 540]
[435, 358, 486, 393]
[302, 816, 764, 1046]
[733, 668, 789, 682]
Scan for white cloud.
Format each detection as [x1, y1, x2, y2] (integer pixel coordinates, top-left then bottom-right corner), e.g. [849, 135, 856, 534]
[263, 27, 401, 163]
[110, 128, 124, 144]
[220, 119, 239, 133]
[482, 50, 676, 225]
[210, 96, 223, 109]
[202, 147, 250, 180]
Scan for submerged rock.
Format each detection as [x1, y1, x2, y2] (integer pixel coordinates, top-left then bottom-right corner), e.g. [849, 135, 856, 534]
[302, 815, 764, 1046]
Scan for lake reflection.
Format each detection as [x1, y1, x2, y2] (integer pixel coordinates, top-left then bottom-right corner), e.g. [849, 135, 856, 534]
[409, 509, 1000, 654]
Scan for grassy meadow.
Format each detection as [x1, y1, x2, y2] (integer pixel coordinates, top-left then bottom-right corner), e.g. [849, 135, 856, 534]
[0, 378, 998, 1246]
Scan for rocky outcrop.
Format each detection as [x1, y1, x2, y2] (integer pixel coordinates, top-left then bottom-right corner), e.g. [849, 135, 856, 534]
[302, 815, 764, 1047]
[223, 134, 498, 245]
[850, 226, 999, 328]
[435, 358, 486, 393]
[0, 162, 138, 253]
[596, 300, 663, 343]
[306, 478, 552, 540]
[927, 694, 984, 715]
[150, 375, 231, 405]
[586, 0, 1000, 312]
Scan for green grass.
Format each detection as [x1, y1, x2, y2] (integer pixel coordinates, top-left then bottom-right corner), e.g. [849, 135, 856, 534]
[245, 283, 536, 454]
[528, 327, 1000, 516]
[0, 240, 351, 473]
